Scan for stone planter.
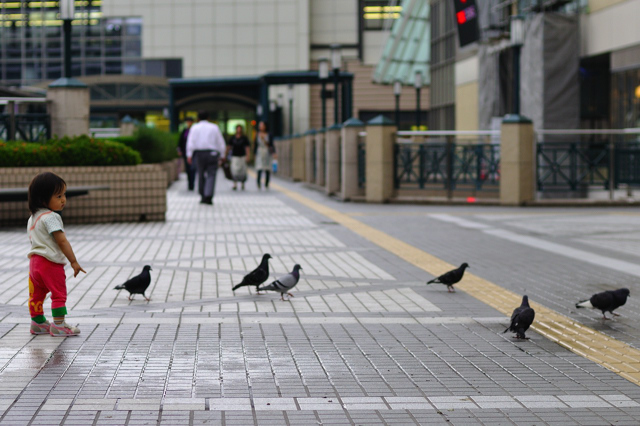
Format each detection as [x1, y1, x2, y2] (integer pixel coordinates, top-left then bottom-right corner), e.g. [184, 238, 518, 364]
[0, 164, 167, 227]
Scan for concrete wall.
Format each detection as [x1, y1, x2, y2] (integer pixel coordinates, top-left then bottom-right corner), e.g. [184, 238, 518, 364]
[582, 0, 640, 56]
[0, 165, 167, 227]
[454, 56, 479, 131]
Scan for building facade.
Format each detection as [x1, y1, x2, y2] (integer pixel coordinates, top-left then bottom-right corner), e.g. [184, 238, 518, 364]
[0, 0, 427, 135]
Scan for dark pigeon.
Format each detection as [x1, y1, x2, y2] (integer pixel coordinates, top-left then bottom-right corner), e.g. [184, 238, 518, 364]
[504, 295, 535, 339]
[427, 263, 469, 292]
[114, 265, 152, 301]
[258, 264, 302, 301]
[232, 253, 271, 294]
[576, 288, 630, 320]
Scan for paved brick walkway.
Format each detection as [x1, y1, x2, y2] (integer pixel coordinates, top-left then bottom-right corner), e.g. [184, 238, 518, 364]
[1, 174, 640, 425]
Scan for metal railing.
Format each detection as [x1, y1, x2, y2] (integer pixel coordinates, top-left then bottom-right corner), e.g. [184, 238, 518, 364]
[394, 131, 500, 197]
[0, 97, 50, 142]
[536, 128, 640, 199]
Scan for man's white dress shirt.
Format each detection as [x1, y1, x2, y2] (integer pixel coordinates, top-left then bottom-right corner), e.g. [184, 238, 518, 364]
[185, 120, 226, 159]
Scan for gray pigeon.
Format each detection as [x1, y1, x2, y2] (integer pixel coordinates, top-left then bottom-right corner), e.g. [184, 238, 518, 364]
[427, 263, 469, 292]
[114, 265, 152, 301]
[576, 288, 630, 320]
[503, 295, 535, 339]
[258, 264, 302, 301]
[232, 253, 271, 294]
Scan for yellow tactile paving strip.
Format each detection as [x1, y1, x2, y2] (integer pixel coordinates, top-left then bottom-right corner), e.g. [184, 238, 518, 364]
[273, 182, 640, 387]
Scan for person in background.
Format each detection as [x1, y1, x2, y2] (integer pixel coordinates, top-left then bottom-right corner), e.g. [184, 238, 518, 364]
[178, 116, 196, 191]
[254, 121, 274, 189]
[186, 110, 226, 205]
[225, 124, 250, 191]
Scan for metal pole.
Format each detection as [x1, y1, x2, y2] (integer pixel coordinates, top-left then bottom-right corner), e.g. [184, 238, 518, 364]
[321, 82, 326, 129]
[333, 69, 340, 125]
[395, 94, 400, 128]
[63, 19, 72, 78]
[514, 46, 520, 115]
[416, 87, 421, 129]
[609, 138, 615, 201]
[289, 97, 293, 136]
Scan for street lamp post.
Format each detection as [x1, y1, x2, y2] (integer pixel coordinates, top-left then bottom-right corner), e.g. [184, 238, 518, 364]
[330, 44, 342, 126]
[60, 0, 75, 78]
[318, 58, 329, 129]
[414, 71, 423, 129]
[394, 80, 402, 128]
[287, 84, 294, 136]
[510, 15, 525, 116]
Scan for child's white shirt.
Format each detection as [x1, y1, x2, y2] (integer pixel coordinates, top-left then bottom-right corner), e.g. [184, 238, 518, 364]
[27, 209, 66, 265]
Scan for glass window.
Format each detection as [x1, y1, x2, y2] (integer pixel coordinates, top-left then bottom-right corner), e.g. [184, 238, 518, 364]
[123, 61, 142, 75]
[105, 18, 122, 36]
[46, 40, 62, 58]
[125, 17, 142, 36]
[46, 62, 61, 79]
[124, 39, 141, 57]
[105, 60, 122, 74]
[6, 63, 21, 81]
[144, 60, 164, 77]
[25, 39, 42, 58]
[104, 38, 122, 57]
[85, 61, 102, 75]
[85, 39, 102, 57]
[7, 41, 22, 59]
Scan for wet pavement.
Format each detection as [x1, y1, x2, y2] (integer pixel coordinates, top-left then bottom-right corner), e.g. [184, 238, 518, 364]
[1, 173, 640, 425]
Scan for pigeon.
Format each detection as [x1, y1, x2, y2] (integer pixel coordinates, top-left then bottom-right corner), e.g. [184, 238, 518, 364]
[232, 253, 272, 294]
[114, 265, 152, 301]
[258, 264, 302, 301]
[576, 288, 630, 320]
[503, 295, 535, 339]
[426, 263, 469, 292]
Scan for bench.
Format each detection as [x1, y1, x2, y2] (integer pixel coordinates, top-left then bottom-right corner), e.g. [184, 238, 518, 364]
[0, 185, 110, 202]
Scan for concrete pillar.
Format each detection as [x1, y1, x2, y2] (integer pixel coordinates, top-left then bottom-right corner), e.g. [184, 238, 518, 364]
[305, 129, 316, 183]
[325, 124, 342, 195]
[47, 78, 90, 138]
[119, 115, 135, 137]
[365, 115, 397, 203]
[315, 129, 325, 186]
[292, 134, 306, 181]
[500, 115, 535, 205]
[341, 118, 365, 200]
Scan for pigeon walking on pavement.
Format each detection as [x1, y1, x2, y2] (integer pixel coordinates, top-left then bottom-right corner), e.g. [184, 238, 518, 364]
[426, 263, 469, 292]
[504, 295, 535, 339]
[232, 253, 272, 294]
[258, 264, 302, 301]
[114, 265, 152, 301]
[576, 288, 630, 320]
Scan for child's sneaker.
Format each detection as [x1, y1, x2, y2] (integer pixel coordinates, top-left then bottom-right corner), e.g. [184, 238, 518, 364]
[30, 320, 51, 335]
[49, 322, 80, 337]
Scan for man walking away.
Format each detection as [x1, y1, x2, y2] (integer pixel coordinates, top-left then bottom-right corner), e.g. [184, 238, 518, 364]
[178, 116, 196, 191]
[186, 110, 226, 205]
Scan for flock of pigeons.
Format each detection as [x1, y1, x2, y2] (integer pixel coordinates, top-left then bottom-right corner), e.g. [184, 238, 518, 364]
[111, 254, 303, 302]
[111, 258, 631, 340]
[425, 262, 631, 339]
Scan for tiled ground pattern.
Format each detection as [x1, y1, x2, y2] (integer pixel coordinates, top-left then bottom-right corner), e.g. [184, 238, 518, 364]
[0, 176, 639, 425]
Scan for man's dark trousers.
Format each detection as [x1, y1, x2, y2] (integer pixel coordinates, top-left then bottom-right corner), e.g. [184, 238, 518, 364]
[194, 150, 220, 203]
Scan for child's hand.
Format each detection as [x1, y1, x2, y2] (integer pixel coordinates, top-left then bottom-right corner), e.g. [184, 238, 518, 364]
[71, 261, 86, 277]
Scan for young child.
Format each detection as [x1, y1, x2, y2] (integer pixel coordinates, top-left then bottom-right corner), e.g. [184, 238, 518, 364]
[27, 172, 85, 337]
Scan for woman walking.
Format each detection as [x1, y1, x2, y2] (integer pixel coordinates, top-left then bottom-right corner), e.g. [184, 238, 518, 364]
[254, 121, 274, 189]
[225, 124, 250, 190]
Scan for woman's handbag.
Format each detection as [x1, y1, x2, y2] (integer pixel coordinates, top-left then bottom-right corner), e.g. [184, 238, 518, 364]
[221, 159, 233, 180]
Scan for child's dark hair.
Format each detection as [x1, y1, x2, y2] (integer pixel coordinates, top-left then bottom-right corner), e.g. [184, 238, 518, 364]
[28, 172, 66, 215]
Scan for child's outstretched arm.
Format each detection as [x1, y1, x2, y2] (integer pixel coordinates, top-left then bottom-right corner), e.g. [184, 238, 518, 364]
[52, 231, 86, 277]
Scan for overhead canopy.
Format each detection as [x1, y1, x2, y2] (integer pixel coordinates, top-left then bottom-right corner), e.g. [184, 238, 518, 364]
[169, 70, 354, 131]
[373, 0, 430, 86]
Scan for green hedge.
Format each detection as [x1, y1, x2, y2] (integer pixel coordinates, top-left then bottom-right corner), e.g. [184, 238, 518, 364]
[0, 136, 142, 167]
[109, 127, 178, 163]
